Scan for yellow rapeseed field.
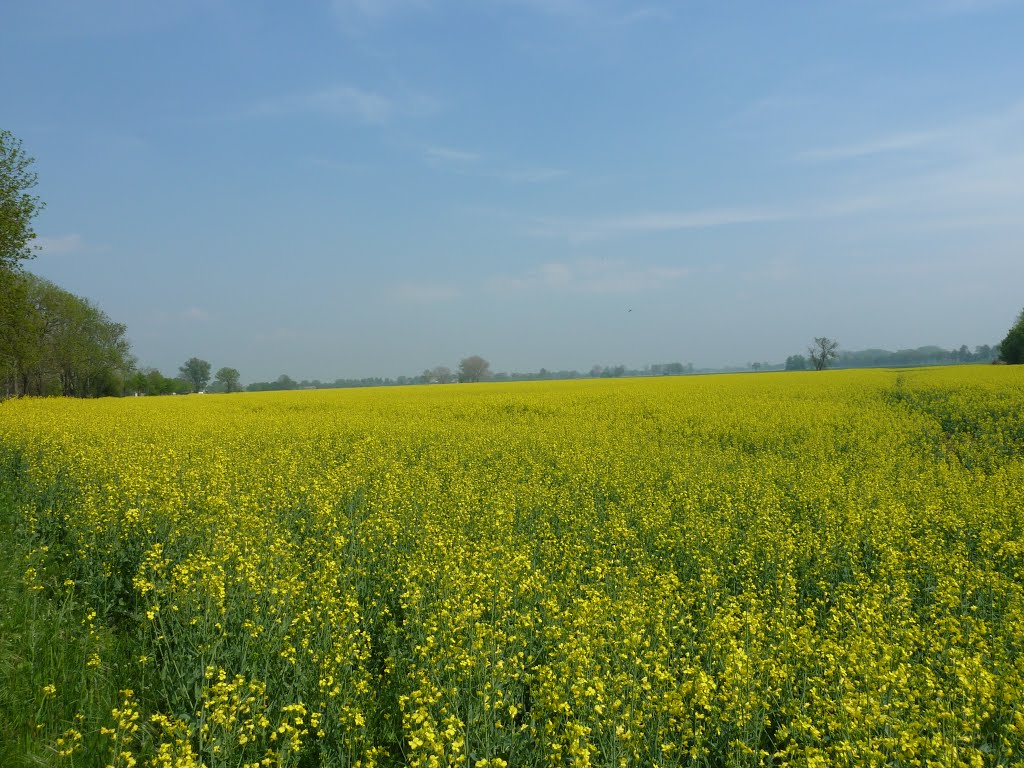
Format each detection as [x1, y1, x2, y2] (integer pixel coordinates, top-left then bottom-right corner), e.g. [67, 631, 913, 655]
[1, 366, 1023, 767]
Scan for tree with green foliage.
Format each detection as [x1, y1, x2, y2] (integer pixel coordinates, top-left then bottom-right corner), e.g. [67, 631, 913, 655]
[1, 130, 45, 395]
[126, 368, 191, 396]
[998, 308, 1024, 364]
[33, 277, 132, 396]
[423, 366, 454, 384]
[0, 130, 44, 271]
[0, 133, 135, 399]
[179, 357, 212, 392]
[2, 274, 133, 397]
[785, 354, 808, 371]
[808, 337, 839, 371]
[458, 355, 490, 383]
[214, 367, 242, 393]
[246, 374, 297, 392]
[0, 273, 41, 395]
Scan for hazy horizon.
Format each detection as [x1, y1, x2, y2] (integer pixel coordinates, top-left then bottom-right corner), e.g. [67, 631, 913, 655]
[4, 1, 1023, 381]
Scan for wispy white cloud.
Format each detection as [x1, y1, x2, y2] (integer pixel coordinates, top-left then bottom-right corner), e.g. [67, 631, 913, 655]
[797, 130, 942, 161]
[306, 85, 396, 123]
[182, 307, 209, 322]
[536, 100, 1024, 244]
[488, 259, 689, 295]
[533, 206, 791, 242]
[425, 146, 480, 164]
[529, 189, 910, 242]
[795, 101, 1024, 227]
[423, 144, 565, 184]
[391, 280, 460, 304]
[797, 100, 1024, 163]
[884, 147, 1024, 224]
[35, 233, 85, 255]
[252, 84, 437, 124]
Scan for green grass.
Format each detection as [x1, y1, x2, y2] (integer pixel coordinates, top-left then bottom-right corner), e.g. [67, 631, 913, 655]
[0, 451, 126, 767]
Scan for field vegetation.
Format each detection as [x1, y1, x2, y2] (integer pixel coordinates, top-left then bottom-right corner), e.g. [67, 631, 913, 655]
[1, 367, 1023, 767]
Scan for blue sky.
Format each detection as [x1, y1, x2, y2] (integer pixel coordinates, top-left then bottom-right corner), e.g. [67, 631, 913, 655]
[4, 0, 1024, 380]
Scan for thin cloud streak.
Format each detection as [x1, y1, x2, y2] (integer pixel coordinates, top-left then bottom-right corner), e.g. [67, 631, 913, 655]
[306, 85, 395, 123]
[532, 206, 793, 242]
[423, 143, 565, 184]
[36, 233, 84, 255]
[796, 100, 1024, 163]
[425, 146, 480, 163]
[249, 84, 437, 125]
[537, 100, 1024, 244]
[487, 259, 689, 296]
[802, 107, 1024, 223]
[797, 130, 942, 161]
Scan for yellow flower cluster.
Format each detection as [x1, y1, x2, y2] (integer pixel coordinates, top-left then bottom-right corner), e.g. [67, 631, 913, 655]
[1, 366, 1023, 767]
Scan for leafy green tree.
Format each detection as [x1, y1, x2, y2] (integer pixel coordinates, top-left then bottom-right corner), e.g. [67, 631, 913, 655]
[2, 274, 132, 396]
[808, 337, 839, 371]
[1, 136, 136, 398]
[126, 369, 149, 395]
[1, 131, 46, 395]
[33, 278, 132, 396]
[145, 368, 190, 395]
[0, 271, 43, 396]
[179, 357, 212, 392]
[785, 354, 808, 371]
[998, 308, 1024, 364]
[424, 366, 454, 384]
[214, 366, 242, 393]
[246, 374, 297, 392]
[1, 130, 44, 271]
[458, 355, 490, 383]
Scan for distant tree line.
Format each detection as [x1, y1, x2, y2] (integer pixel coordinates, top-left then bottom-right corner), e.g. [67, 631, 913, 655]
[784, 344, 998, 371]
[124, 368, 192, 396]
[126, 358, 242, 395]
[246, 358, 701, 392]
[111, 325, 1024, 396]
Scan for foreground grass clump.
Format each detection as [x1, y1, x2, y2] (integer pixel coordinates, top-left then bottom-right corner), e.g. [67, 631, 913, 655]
[1, 367, 1023, 767]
